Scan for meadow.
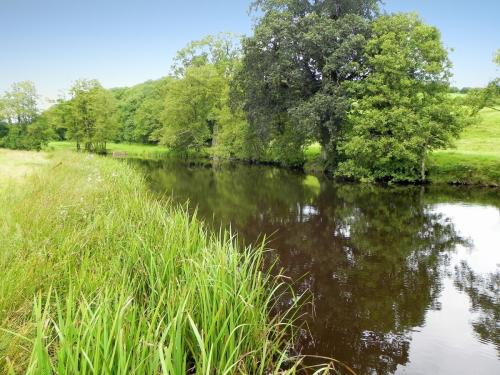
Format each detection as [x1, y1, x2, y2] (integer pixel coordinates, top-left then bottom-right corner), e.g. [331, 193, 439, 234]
[428, 108, 500, 186]
[0, 150, 337, 374]
[47, 141, 171, 159]
[0, 149, 47, 182]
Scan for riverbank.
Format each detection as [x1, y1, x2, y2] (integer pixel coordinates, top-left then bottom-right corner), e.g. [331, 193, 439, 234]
[46, 108, 500, 187]
[304, 107, 500, 186]
[0, 150, 323, 374]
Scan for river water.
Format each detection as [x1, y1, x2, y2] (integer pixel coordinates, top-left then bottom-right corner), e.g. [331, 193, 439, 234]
[134, 159, 500, 375]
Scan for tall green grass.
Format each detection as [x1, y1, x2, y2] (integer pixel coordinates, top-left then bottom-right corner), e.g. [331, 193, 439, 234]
[0, 152, 335, 374]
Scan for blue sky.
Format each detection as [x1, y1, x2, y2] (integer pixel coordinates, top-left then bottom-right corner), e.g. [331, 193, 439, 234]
[1, 0, 499, 104]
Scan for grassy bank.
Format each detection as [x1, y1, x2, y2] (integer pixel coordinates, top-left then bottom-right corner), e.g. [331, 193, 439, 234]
[428, 108, 500, 186]
[47, 107, 500, 187]
[0, 151, 330, 374]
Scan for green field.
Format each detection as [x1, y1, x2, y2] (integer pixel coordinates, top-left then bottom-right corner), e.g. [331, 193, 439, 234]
[428, 108, 500, 186]
[47, 141, 171, 158]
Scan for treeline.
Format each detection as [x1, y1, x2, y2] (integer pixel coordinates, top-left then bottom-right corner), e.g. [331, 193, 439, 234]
[1, 0, 499, 181]
[0, 82, 53, 151]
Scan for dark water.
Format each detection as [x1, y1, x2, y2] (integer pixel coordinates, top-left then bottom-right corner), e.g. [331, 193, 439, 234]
[134, 159, 500, 375]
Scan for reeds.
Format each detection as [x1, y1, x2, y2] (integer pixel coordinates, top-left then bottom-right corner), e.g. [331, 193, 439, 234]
[0, 152, 332, 374]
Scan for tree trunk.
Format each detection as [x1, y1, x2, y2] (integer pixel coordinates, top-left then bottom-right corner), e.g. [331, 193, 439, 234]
[319, 126, 330, 163]
[320, 147, 327, 162]
[420, 155, 426, 183]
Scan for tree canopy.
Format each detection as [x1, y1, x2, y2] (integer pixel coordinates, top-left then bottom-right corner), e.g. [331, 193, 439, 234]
[7, 1, 486, 183]
[239, 0, 378, 167]
[157, 34, 251, 158]
[64, 79, 118, 153]
[337, 14, 470, 182]
[0, 81, 52, 150]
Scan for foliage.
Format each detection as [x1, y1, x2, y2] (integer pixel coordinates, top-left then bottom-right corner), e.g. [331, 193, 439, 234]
[238, 0, 379, 168]
[171, 32, 241, 77]
[461, 82, 499, 116]
[0, 81, 53, 151]
[133, 86, 167, 143]
[207, 72, 252, 160]
[158, 34, 252, 158]
[111, 78, 171, 143]
[250, 0, 380, 18]
[460, 50, 500, 113]
[159, 64, 223, 150]
[336, 14, 471, 182]
[2, 81, 38, 126]
[0, 152, 330, 374]
[53, 79, 118, 153]
[24, 115, 54, 151]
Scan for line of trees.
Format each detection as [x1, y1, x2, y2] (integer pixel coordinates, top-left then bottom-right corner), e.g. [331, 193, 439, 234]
[0, 81, 52, 150]
[2, 0, 499, 182]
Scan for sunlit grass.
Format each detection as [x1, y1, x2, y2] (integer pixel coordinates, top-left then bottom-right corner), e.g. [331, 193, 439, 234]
[47, 141, 171, 158]
[429, 108, 500, 186]
[0, 152, 334, 374]
[0, 149, 48, 183]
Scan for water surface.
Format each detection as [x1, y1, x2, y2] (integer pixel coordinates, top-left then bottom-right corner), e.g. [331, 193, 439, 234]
[134, 159, 500, 375]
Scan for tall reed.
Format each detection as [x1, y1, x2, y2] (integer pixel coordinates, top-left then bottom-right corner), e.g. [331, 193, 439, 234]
[0, 152, 333, 374]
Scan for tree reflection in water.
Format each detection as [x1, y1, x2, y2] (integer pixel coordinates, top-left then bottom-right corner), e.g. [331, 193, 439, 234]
[454, 262, 500, 355]
[132, 159, 498, 374]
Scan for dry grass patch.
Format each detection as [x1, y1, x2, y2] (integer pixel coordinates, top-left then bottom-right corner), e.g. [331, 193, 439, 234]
[0, 149, 48, 183]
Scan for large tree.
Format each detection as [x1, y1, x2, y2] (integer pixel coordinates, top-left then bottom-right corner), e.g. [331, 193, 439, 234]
[2, 81, 39, 128]
[159, 64, 225, 151]
[337, 14, 471, 182]
[238, 0, 380, 168]
[158, 34, 249, 156]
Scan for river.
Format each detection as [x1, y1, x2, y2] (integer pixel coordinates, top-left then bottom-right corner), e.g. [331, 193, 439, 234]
[133, 158, 500, 375]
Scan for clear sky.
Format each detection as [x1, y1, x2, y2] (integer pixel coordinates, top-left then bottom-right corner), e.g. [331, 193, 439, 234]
[1, 0, 499, 105]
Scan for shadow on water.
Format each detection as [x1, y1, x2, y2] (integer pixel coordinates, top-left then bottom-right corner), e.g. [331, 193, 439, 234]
[130, 158, 500, 375]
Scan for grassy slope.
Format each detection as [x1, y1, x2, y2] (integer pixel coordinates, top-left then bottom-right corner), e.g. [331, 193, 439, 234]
[428, 108, 500, 186]
[0, 151, 322, 374]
